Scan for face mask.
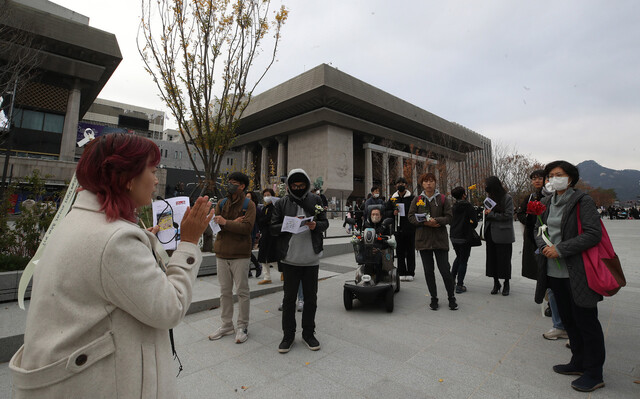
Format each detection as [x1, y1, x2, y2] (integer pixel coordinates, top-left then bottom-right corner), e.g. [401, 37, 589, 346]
[291, 188, 306, 198]
[397, 185, 406, 192]
[264, 196, 272, 204]
[549, 176, 569, 191]
[227, 183, 239, 196]
[373, 193, 380, 198]
[371, 216, 381, 224]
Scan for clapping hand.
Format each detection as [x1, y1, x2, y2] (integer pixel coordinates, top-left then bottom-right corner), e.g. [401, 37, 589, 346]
[180, 196, 215, 244]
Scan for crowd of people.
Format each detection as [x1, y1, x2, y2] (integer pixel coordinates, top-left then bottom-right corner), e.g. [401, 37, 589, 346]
[8, 131, 611, 396]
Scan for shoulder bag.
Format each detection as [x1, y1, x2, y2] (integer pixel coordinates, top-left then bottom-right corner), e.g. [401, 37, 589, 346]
[577, 204, 626, 296]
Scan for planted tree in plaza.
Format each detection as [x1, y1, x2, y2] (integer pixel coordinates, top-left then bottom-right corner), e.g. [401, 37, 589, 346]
[138, 0, 288, 196]
[491, 141, 543, 205]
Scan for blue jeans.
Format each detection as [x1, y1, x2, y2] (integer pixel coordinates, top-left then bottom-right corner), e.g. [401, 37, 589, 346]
[548, 288, 565, 330]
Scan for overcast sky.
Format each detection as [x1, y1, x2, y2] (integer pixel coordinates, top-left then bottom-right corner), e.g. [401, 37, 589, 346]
[53, 0, 640, 171]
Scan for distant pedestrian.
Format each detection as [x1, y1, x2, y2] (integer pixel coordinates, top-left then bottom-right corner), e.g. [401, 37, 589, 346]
[257, 188, 279, 285]
[385, 177, 416, 281]
[449, 186, 478, 293]
[408, 173, 457, 311]
[246, 191, 262, 278]
[483, 176, 515, 296]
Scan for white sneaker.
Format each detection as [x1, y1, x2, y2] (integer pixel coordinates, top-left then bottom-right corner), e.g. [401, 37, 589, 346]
[297, 300, 304, 312]
[406, 276, 414, 281]
[208, 326, 235, 341]
[399, 276, 407, 281]
[235, 327, 248, 344]
[543, 328, 569, 340]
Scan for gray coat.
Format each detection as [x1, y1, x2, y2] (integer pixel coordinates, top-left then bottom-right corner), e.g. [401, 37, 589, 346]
[534, 190, 603, 308]
[483, 194, 515, 244]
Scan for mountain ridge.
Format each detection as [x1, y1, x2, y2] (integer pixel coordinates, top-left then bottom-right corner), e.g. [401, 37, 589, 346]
[577, 160, 640, 203]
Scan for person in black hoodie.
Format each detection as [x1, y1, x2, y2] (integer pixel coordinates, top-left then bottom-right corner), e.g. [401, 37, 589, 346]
[516, 169, 546, 280]
[270, 169, 329, 354]
[449, 186, 478, 293]
[385, 177, 416, 281]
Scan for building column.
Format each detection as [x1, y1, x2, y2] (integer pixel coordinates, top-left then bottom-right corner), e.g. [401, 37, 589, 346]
[382, 151, 389, 199]
[364, 146, 373, 197]
[397, 156, 404, 181]
[246, 146, 254, 174]
[276, 136, 287, 178]
[240, 146, 247, 170]
[412, 161, 418, 193]
[260, 140, 269, 190]
[60, 80, 81, 161]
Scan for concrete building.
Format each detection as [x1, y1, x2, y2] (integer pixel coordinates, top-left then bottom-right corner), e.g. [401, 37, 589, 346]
[233, 64, 492, 206]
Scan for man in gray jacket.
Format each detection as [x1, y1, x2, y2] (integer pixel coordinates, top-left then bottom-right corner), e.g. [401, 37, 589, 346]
[271, 169, 329, 353]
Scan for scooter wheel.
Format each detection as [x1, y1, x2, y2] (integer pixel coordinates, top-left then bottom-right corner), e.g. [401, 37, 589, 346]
[343, 288, 353, 310]
[385, 288, 394, 313]
[394, 269, 400, 293]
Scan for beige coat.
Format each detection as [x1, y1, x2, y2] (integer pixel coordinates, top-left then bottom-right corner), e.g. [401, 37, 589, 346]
[9, 191, 202, 398]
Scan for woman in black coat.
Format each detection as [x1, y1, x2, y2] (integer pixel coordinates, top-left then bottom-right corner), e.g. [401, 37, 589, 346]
[516, 169, 545, 280]
[534, 160, 605, 393]
[257, 188, 279, 284]
[483, 176, 515, 296]
[449, 186, 478, 293]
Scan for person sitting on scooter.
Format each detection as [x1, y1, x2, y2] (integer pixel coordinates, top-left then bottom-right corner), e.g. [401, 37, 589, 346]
[362, 207, 394, 282]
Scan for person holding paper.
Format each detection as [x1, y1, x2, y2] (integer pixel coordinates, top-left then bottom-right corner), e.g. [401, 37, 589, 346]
[483, 176, 515, 296]
[208, 172, 256, 344]
[408, 173, 458, 311]
[10, 133, 213, 398]
[385, 177, 416, 281]
[270, 168, 328, 353]
[257, 188, 280, 285]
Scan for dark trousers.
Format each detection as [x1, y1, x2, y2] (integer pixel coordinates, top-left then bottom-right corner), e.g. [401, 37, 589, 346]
[419, 249, 455, 299]
[281, 262, 318, 339]
[395, 230, 416, 276]
[451, 243, 472, 286]
[548, 277, 605, 380]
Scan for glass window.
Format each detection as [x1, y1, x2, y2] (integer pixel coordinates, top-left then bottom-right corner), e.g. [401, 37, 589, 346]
[43, 113, 64, 133]
[21, 110, 44, 130]
[12, 108, 23, 127]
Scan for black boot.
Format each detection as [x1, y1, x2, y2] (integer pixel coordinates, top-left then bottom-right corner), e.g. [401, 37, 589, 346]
[491, 280, 501, 295]
[502, 280, 510, 296]
[429, 297, 439, 310]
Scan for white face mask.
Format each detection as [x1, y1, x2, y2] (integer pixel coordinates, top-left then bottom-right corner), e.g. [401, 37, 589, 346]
[545, 182, 555, 193]
[264, 196, 272, 204]
[549, 176, 569, 191]
[373, 193, 380, 198]
[371, 216, 381, 224]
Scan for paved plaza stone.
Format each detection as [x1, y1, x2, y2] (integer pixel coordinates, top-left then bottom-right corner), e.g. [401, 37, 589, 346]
[1, 219, 639, 398]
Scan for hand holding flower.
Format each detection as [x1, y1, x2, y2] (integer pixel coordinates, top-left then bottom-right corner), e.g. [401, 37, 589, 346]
[527, 200, 561, 268]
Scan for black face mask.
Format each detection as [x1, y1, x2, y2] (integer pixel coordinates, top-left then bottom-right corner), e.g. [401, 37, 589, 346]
[291, 188, 306, 198]
[227, 183, 239, 196]
[397, 185, 406, 192]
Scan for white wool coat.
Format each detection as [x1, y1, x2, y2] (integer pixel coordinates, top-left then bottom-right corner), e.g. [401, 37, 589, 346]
[9, 190, 202, 398]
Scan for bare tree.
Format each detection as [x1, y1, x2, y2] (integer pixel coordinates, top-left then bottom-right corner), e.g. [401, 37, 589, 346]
[138, 0, 288, 195]
[0, 0, 41, 137]
[492, 141, 543, 205]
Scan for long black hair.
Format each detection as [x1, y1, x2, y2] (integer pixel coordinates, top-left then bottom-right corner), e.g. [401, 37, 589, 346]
[485, 176, 507, 212]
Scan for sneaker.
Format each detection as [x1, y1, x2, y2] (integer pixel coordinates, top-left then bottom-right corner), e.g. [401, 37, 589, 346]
[257, 279, 272, 285]
[455, 285, 467, 294]
[406, 276, 414, 281]
[302, 334, 321, 351]
[448, 297, 459, 310]
[278, 337, 294, 353]
[553, 363, 584, 376]
[208, 326, 235, 341]
[429, 297, 439, 310]
[399, 276, 406, 281]
[571, 375, 604, 392]
[297, 300, 304, 312]
[278, 303, 283, 311]
[543, 328, 569, 340]
[235, 328, 248, 344]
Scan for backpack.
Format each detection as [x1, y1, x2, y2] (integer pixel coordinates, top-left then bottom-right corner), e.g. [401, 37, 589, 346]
[217, 197, 250, 216]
